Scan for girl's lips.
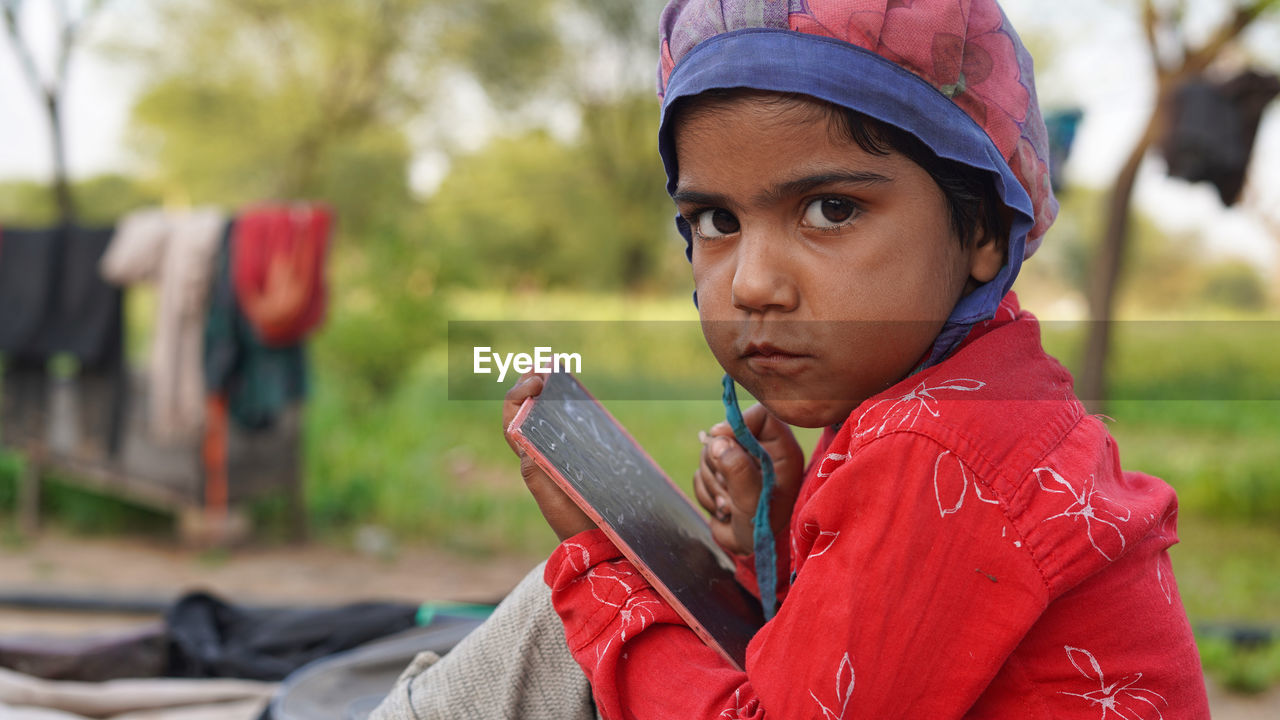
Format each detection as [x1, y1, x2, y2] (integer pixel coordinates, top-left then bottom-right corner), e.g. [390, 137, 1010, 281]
[742, 343, 811, 375]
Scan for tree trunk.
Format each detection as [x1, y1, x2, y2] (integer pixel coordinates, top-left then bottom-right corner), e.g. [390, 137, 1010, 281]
[1078, 83, 1169, 412]
[46, 90, 75, 225]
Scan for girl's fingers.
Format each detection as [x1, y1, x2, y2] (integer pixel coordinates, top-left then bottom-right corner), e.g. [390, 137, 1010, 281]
[707, 421, 735, 439]
[710, 520, 742, 555]
[700, 444, 730, 492]
[695, 453, 731, 521]
[692, 466, 715, 513]
[713, 440, 762, 512]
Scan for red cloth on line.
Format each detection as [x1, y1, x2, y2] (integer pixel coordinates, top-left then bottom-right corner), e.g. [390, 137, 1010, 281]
[544, 293, 1209, 719]
[232, 204, 332, 347]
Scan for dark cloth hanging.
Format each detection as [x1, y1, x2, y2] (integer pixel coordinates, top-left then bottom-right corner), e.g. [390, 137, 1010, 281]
[1159, 69, 1280, 205]
[0, 228, 60, 353]
[0, 226, 126, 454]
[165, 591, 419, 681]
[204, 220, 308, 431]
[25, 227, 123, 366]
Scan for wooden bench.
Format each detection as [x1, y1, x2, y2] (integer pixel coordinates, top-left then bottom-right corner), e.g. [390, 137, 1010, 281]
[1, 364, 305, 544]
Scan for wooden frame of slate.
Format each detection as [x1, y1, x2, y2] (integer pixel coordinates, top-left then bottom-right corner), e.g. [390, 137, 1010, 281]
[505, 371, 764, 670]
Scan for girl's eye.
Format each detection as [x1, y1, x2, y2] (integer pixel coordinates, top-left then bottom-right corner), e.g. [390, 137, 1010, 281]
[693, 208, 740, 238]
[803, 197, 859, 228]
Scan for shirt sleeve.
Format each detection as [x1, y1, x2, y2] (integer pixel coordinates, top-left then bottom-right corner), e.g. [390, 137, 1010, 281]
[546, 431, 1051, 719]
[545, 530, 755, 719]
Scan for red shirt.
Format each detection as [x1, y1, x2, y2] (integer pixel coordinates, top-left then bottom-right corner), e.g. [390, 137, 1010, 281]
[545, 295, 1209, 719]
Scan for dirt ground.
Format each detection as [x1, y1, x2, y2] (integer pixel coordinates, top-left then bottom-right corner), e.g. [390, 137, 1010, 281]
[0, 530, 540, 634]
[2, 531, 1278, 718]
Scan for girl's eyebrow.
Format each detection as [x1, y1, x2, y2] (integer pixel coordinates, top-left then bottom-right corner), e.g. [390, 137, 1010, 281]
[671, 189, 725, 207]
[672, 171, 893, 209]
[767, 170, 893, 202]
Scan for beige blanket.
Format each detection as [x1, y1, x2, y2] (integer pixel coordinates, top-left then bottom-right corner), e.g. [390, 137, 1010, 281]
[0, 667, 274, 719]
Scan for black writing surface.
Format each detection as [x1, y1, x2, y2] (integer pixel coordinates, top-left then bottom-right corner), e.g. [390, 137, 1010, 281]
[506, 372, 764, 669]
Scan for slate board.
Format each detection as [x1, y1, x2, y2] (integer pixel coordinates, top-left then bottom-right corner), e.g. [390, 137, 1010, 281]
[506, 371, 764, 669]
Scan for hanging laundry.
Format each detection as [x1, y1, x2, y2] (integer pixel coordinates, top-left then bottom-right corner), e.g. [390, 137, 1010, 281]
[1159, 69, 1280, 205]
[204, 221, 309, 433]
[0, 226, 125, 454]
[0, 227, 58, 353]
[232, 204, 332, 347]
[1044, 108, 1083, 192]
[100, 207, 226, 442]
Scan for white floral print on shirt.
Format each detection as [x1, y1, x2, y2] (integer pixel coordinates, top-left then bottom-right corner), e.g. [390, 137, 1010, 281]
[1059, 645, 1167, 719]
[933, 450, 999, 518]
[810, 652, 855, 720]
[1035, 466, 1131, 561]
[851, 378, 985, 439]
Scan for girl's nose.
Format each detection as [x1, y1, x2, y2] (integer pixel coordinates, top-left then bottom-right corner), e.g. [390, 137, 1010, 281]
[730, 231, 799, 314]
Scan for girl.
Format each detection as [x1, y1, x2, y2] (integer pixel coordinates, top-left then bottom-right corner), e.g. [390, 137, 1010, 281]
[376, 1, 1209, 717]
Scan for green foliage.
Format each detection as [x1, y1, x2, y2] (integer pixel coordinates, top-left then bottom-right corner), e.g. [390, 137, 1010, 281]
[72, 175, 165, 226]
[427, 94, 684, 293]
[0, 450, 19, 510]
[436, 0, 564, 107]
[0, 180, 55, 225]
[0, 175, 159, 226]
[1200, 260, 1268, 311]
[1197, 634, 1280, 694]
[1172, 514, 1280, 627]
[120, 0, 564, 216]
[123, 0, 416, 210]
[32, 475, 172, 536]
[313, 223, 445, 399]
[304, 354, 556, 555]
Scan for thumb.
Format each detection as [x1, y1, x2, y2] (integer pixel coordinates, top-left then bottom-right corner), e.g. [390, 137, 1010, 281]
[740, 404, 804, 491]
[711, 438, 763, 513]
[741, 403, 790, 446]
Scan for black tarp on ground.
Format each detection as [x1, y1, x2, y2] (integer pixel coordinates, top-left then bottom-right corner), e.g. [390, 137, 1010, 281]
[165, 592, 420, 682]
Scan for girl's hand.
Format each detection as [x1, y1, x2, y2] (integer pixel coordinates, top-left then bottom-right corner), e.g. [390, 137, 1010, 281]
[692, 404, 804, 556]
[503, 373, 597, 542]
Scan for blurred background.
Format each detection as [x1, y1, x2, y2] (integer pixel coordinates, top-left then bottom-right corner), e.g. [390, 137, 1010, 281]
[1, 0, 1277, 713]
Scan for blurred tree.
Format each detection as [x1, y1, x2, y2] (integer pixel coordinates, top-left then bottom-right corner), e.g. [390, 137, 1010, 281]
[425, 0, 678, 292]
[1200, 259, 1268, 311]
[427, 93, 679, 293]
[2, 0, 109, 224]
[120, 0, 563, 219]
[1080, 0, 1279, 410]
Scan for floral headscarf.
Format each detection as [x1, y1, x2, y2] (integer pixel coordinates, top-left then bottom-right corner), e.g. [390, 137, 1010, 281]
[657, 0, 1057, 342]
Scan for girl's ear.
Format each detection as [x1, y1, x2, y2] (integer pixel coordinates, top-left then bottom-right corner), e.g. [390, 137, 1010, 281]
[968, 203, 1009, 284]
[968, 229, 1005, 285]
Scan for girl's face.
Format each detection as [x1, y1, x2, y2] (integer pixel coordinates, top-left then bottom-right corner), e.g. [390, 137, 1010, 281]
[674, 93, 1003, 428]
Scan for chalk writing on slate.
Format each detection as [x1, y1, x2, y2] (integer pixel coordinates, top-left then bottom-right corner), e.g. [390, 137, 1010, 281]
[507, 372, 764, 669]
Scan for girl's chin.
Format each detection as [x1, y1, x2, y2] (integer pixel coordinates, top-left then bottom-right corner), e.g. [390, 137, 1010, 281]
[758, 397, 859, 429]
